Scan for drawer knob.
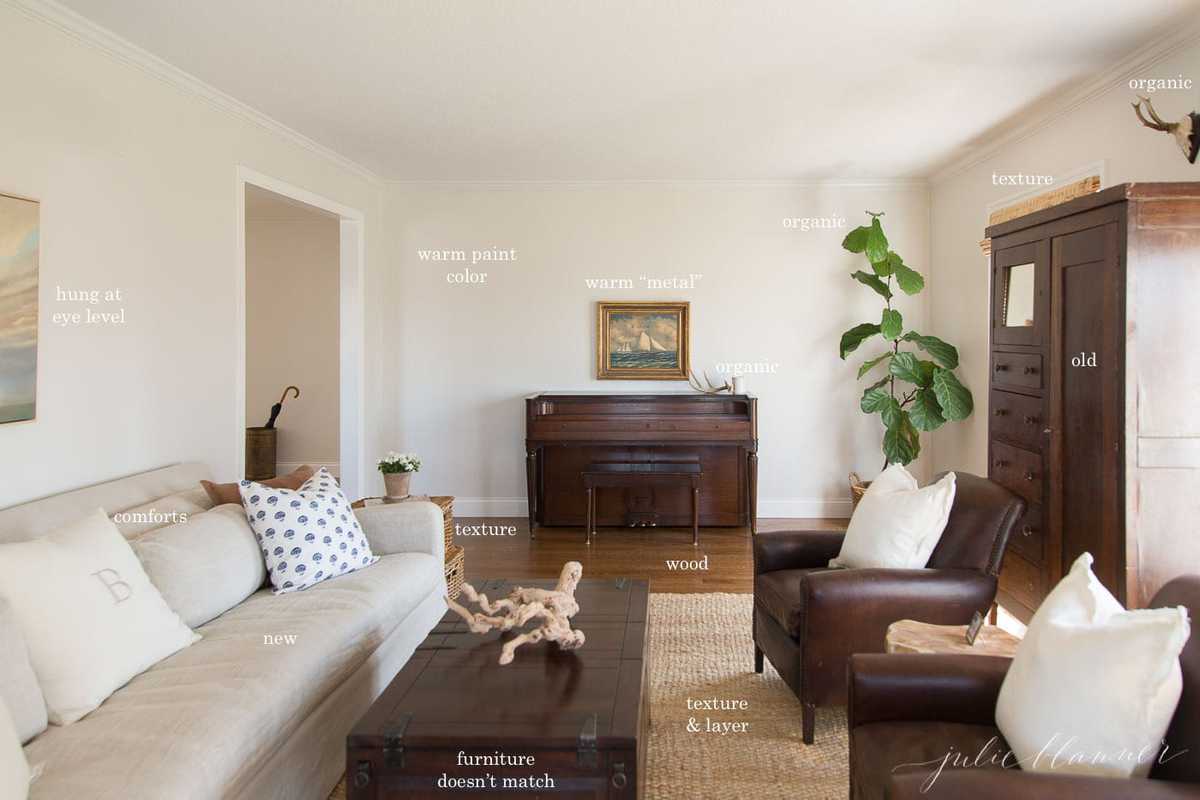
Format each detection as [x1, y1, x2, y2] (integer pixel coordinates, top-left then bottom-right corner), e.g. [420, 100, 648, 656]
[1023, 366, 1038, 375]
[993, 409, 1007, 417]
[1024, 470, 1037, 482]
[1023, 415, 1040, 425]
[994, 363, 1009, 372]
[1022, 525, 1036, 537]
[994, 459, 1009, 468]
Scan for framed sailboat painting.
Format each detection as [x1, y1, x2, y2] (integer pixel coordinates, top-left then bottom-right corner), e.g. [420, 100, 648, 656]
[596, 301, 689, 380]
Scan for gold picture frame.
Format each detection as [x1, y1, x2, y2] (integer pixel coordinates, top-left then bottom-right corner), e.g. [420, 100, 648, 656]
[596, 301, 690, 380]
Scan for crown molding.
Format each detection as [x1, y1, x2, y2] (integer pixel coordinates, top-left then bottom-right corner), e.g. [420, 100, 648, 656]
[5, 0, 382, 185]
[930, 18, 1200, 184]
[385, 178, 929, 190]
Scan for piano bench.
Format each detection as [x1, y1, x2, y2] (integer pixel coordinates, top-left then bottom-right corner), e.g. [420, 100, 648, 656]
[580, 462, 703, 546]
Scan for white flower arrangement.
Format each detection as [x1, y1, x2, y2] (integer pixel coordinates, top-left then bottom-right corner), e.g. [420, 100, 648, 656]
[377, 451, 421, 474]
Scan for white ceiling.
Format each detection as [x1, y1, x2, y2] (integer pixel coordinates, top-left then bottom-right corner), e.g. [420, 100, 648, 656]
[56, 0, 1200, 181]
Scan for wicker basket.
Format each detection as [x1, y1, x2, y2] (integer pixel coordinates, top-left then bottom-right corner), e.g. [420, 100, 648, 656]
[849, 472, 871, 513]
[445, 544, 466, 600]
[428, 495, 455, 556]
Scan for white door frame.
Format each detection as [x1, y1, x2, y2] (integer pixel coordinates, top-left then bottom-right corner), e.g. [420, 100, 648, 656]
[234, 166, 366, 498]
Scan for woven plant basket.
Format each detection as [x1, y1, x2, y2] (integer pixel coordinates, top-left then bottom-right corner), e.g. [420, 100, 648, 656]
[445, 544, 466, 600]
[849, 472, 871, 513]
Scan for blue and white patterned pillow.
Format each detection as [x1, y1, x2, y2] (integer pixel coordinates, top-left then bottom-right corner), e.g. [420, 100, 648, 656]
[238, 468, 378, 593]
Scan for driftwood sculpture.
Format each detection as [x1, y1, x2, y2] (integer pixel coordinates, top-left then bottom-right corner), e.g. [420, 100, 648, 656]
[446, 561, 586, 665]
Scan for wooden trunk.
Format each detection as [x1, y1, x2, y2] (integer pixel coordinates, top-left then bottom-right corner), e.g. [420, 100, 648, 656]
[347, 578, 649, 799]
[986, 182, 1200, 619]
[525, 393, 758, 533]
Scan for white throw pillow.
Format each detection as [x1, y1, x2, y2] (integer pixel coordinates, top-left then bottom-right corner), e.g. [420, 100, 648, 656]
[0, 699, 29, 800]
[132, 504, 267, 628]
[829, 465, 956, 569]
[240, 467, 378, 594]
[996, 553, 1191, 778]
[0, 509, 199, 725]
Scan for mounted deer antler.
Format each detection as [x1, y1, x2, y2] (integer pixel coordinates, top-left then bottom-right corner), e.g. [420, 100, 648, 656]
[687, 369, 731, 395]
[1132, 95, 1200, 163]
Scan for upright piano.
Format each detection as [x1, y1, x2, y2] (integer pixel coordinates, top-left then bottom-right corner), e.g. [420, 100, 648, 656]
[524, 392, 758, 535]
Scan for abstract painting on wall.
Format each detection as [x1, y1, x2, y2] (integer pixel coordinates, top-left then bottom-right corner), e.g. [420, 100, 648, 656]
[596, 301, 689, 380]
[0, 193, 38, 424]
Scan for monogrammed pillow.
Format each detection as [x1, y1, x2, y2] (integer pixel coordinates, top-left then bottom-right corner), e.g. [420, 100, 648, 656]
[239, 468, 378, 593]
[0, 509, 199, 724]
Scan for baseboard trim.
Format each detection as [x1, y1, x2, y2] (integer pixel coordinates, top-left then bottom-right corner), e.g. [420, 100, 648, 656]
[451, 497, 852, 519]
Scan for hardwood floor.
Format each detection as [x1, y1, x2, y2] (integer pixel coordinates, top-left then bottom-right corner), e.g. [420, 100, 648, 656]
[452, 517, 846, 593]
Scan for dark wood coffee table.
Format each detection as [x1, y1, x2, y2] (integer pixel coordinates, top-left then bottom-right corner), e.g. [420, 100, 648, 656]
[347, 578, 650, 799]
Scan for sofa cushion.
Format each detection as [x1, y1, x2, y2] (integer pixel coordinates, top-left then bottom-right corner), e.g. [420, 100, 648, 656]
[852, 721, 1012, 800]
[110, 487, 213, 539]
[132, 504, 267, 628]
[0, 509, 199, 725]
[754, 568, 835, 637]
[0, 599, 46, 744]
[0, 699, 30, 800]
[22, 552, 442, 800]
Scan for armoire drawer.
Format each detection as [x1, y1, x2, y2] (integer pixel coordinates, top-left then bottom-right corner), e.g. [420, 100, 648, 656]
[1000, 550, 1043, 611]
[989, 440, 1043, 506]
[1007, 504, 1044, 565]
[989, 390, 1045, 450]
[991, 351, 1043, 391]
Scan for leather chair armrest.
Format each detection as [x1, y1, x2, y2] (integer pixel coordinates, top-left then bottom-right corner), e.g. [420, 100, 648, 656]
[753, 529, 845, 574]
[849, 653, 1011, 730]
[806, 567, 996, 635]
[887, 769, 1200, 800]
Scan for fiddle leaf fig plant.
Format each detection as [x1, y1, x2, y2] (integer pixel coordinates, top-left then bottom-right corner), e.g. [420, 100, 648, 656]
[839, 212, 974, 466]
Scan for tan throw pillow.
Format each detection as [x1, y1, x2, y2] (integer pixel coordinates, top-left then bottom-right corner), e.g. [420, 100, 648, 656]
[132, 504, 267, 628]
[200, 465, 314, 506]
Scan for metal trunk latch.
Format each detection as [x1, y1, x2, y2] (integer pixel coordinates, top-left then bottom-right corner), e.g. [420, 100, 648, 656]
[577, 712, 599, 768]
[384, 712, 413, 769]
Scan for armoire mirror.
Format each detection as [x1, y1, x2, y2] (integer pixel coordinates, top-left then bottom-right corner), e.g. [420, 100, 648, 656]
[1003, 263, 1036, 327]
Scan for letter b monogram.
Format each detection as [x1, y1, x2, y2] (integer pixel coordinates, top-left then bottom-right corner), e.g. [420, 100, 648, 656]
[92, 568, 133, 604]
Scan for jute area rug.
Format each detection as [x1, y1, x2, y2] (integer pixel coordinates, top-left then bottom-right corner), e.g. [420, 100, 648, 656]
[329, 593, 848, 799]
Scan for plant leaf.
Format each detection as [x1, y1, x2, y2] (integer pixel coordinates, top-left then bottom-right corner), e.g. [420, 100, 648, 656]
[851, 270, 892, 299]
[892, 260, 925, 295]
[857, 352, 892, 379]
[901, 332, 960, 369]
[909, 388, 947, 431]
[865, 217, 889, 264]
[883, 410, 920, 465]
[871, 252, 894, 277]
[839, 323, 881, 359]
[860, 386, 892, 414]
[842, 225, 871, 253]
[889, 351, 933, 387]
[880, 396, 903, 430]
[880, 308, 903, 340]
[932, 368, 974, 420]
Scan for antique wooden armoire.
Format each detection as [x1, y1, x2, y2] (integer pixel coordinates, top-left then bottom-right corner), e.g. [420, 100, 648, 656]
[987, 183, 1200, 621]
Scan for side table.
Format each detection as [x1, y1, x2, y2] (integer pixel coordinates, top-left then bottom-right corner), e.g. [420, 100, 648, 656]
[353, 494, 463, 599]
[885, 618, 1021, 658]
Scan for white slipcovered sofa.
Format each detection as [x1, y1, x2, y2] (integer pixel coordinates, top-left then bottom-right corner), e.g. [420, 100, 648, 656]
[0, 462, 446, 800]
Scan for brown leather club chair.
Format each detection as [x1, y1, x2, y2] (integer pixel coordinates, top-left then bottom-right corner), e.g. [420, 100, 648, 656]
[848, 574, 1200, 800]
[752, 472, 1023, 744]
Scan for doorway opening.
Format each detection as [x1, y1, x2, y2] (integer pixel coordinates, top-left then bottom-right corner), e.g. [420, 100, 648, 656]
[235, 168, 365, 498]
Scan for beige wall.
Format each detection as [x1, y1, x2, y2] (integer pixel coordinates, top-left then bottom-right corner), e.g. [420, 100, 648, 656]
[245, 195, 340, 473]
[927, 38, 1200, 476]
[0, 5, 393, 507]
[385, 182, 931, 517]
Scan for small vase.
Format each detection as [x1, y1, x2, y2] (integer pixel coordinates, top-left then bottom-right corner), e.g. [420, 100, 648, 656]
[383, 472, 412, 500]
